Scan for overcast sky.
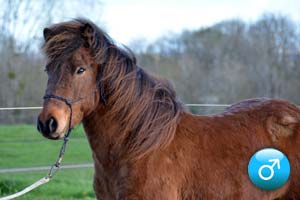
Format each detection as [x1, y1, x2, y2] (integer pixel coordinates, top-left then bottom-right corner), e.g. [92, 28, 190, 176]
[99, 0, 300, 44]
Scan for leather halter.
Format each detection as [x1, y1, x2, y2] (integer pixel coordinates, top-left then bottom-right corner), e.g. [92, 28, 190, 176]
[43, 76, 106, 132]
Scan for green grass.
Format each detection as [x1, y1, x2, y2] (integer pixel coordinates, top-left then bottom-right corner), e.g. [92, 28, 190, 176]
[0, 124, 96, 199]
[0, 170, 95, 200]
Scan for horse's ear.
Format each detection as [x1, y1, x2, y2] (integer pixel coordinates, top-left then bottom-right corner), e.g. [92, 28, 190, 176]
[80, 23, 98, 48]
[43, 28, 54, 41]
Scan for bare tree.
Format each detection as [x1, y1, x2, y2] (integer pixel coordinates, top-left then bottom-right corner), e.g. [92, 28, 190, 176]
[0, 0, 104, 123]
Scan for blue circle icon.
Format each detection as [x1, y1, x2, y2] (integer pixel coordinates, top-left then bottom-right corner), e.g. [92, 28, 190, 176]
[248, 148, 290, 190]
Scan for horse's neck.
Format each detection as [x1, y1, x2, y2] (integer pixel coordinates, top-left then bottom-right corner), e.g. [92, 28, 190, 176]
[82, 64, 181, 163]
[83, 63, 137, 161]
[82, 105, 125, 163]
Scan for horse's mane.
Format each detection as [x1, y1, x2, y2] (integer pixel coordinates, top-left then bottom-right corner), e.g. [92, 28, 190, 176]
[43, 19, 183, 159]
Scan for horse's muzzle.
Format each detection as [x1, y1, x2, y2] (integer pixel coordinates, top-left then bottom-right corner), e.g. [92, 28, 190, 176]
[37, 116, 58, 138]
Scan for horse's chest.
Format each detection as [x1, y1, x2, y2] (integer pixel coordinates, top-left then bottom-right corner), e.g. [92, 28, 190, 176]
[93, 157, 131, 199]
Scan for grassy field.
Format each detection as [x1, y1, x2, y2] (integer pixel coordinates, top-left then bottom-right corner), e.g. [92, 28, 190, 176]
[0, 124, 96, 199]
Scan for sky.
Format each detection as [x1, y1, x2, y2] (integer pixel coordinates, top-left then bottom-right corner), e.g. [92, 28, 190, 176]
[99, 0, 300, 45]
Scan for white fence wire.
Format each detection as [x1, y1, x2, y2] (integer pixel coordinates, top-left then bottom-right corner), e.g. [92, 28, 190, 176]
[0, 103, 230, 174]
[0, 164, 93, 174]
[0, 104, 230, 111]
[0, 107, 42, 111]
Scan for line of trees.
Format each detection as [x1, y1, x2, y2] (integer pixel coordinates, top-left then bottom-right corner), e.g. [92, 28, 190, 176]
[134, 14, 300, 113]
[0, 3, 299, 123]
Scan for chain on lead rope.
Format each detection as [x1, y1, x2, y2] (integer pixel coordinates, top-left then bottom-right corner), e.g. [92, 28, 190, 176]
[46, 130, 72, 179]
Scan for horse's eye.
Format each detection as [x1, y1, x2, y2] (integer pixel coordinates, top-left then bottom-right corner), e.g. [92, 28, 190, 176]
[76, 67, 85, 74]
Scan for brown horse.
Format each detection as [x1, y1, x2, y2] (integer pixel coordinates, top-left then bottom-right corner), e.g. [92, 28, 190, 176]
[37, 19, 300, 199]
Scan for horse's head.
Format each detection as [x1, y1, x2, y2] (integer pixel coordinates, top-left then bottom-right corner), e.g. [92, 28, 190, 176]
[37, 19, 107, 139]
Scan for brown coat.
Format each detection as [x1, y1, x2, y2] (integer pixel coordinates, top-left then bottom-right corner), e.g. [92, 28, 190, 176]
[83, 98, 300, 200]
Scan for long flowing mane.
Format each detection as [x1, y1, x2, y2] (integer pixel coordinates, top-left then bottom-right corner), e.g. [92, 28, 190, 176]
[43, 19, 183, 159]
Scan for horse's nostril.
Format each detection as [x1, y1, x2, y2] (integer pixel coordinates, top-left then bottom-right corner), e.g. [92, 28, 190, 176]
[37, 117, 57, 135]
[37, 118, 44, 134]
[47, 117, 58, 134]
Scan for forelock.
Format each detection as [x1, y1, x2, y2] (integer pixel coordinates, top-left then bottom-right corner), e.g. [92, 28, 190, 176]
[43, 32, 83, 61]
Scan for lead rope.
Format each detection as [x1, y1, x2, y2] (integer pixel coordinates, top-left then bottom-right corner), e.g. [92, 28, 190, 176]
[45, 95, 73, 179]
[0, 96, 74, 200]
